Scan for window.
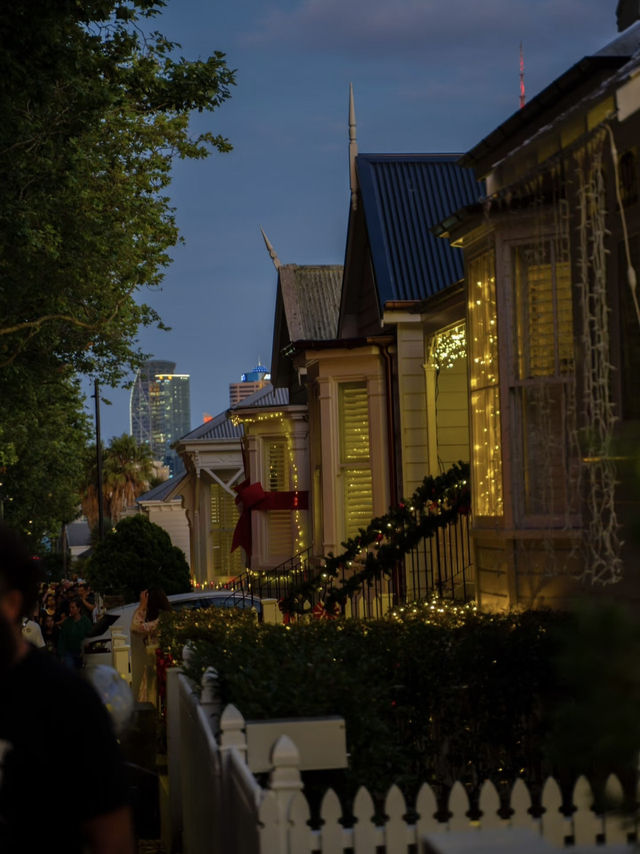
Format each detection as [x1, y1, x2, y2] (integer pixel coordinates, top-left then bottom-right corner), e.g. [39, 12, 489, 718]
[210, 484, 243, 576]
[511, 240, 576, 521]
[265, 439, 293, 558]
[513, 243, 573, 378]
[468, 250, 503, 516]
[339, 383, 373, 538]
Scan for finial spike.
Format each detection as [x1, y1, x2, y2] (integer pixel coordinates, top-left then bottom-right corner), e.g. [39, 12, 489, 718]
[260, 226, 281, 270]
[349, 83, 359, 211]
[519, 42, 525, 109]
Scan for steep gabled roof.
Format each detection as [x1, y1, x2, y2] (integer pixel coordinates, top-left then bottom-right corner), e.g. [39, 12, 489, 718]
[279, 265, 342, 341]
[178, 409, 243, 442]
[271, 264, 342, 386]
[355, 154, 484, 305]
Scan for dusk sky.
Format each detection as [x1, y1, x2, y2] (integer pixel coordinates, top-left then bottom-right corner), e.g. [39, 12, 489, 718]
[90, 0, 620, 443]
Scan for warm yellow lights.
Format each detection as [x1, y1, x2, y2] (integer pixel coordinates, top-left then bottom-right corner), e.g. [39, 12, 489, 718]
[468, 250, 503, 517]
[230, 410, 286, 427]
[429, 322, 467, 371]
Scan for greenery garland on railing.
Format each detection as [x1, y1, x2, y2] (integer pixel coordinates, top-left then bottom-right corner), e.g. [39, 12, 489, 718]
[280, 461, 471, 615]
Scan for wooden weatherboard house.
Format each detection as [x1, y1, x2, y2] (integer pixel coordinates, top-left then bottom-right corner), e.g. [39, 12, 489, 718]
[436, 13, 640, 609]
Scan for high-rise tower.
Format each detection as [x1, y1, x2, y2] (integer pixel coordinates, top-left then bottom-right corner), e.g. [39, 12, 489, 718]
[229, 363, 271, 406]
[130, 360, 191, 475]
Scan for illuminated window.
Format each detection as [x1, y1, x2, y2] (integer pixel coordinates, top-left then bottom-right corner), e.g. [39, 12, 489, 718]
[511, 241, 576, 521]
[339, 383, 373, 539]
[210, 484, 243, 576]
[468, 250, 503, 516]
[513, 243, 573, 378]
[265, 439, 293, 558]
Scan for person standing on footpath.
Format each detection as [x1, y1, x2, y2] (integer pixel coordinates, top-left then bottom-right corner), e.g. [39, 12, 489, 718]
[57, 596, 93, 668]
[0, 524, 134, 853]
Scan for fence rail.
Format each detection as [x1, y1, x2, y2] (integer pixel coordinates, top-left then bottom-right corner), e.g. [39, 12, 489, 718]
[165, 669, 636, 854]
[223, 511, 473, 620]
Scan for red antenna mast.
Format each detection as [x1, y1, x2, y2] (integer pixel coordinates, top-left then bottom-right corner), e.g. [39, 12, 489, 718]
[520, 41, 526, 108]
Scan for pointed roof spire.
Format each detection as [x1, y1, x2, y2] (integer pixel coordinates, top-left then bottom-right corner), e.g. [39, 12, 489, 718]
[349, 83, 359, 211]
[260, 226, 281, 270]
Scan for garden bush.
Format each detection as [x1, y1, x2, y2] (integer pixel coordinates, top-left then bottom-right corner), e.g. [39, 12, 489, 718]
[160, 605, 571, 798]
[160, 600, 640, 811]
[87, 514, 191, 601]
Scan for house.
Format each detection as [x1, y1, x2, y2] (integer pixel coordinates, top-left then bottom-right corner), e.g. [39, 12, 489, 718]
[135, 478, 191, 569]
[231, 260, 341, 575]
[261, 92, 484, 605]
[436, 11, 640, 609]
[173, 410, 245, 587]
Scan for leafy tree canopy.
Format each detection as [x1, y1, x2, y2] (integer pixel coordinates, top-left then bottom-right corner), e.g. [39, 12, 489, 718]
[0, 362, 91, 546]
[87, 513, 191, 599]
[0, 0, 235, 383]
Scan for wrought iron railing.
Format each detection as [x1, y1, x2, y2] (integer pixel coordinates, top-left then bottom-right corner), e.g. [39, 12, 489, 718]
[309, 511, 474, 619]
[223, 547, 312, 601]
[224, 500, 473, 620]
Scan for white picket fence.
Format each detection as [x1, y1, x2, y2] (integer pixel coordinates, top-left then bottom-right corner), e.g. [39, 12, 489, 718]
[164, 668, 637, 854]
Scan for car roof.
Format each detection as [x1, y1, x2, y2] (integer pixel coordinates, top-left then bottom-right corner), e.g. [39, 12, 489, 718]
[106, 589, 259, 616]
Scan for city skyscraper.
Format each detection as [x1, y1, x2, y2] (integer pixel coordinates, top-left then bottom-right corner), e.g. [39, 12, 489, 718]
[130, 360, 191, 475]
[229, 363, 271, 406]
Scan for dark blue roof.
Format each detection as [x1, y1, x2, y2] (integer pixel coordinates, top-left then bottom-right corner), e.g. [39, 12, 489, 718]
[357, 154, 484, 303]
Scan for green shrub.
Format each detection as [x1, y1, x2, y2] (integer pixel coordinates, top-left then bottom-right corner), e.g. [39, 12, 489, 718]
[160, 605, 568, 800]
[87, 514, 191, 601]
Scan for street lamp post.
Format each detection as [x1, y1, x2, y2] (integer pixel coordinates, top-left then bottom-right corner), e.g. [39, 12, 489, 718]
[93, 379, 105, 541]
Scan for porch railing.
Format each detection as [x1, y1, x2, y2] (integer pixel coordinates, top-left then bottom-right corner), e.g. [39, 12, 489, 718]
[223, 547, 313, 601]
[311, 512, 473, 620]
[223, 511, 473, 620]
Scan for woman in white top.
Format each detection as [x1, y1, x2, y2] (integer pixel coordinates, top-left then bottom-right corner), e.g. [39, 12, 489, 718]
[130, 588, 171, 704]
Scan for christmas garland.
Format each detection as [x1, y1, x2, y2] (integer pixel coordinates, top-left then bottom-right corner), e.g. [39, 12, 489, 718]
[279, 461, 471, 615]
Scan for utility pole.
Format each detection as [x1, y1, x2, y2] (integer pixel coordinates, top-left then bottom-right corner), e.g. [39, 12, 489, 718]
[93, 379, 105, 541]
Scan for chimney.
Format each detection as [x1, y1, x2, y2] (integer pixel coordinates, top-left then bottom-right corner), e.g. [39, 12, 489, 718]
[617, 0, 640, 31]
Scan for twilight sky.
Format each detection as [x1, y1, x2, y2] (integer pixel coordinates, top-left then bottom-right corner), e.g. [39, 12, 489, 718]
[90, 0, 620, 442]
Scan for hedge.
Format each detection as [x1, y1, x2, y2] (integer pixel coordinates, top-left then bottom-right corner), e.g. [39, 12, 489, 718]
[159, 601, 640, 810]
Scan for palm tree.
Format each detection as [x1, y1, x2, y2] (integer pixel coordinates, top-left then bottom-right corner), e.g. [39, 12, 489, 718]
[103, 434, 153, 522]
[81, 435, 153, 526]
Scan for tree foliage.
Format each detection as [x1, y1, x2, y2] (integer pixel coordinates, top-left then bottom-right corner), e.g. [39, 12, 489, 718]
[87, 514, 191, 599]
[0, 363, 91, 546]
[82, 433, 154, 526]
[0, 1, 234, 545]
[0, 0, 235, 382]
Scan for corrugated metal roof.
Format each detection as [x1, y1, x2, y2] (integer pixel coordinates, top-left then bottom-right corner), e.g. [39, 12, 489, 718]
[279, 265, 343, 341]
[179, 409, 243, 442]
[137, 473, 187, 503]
[230, 384, 289, 410]
[356, 154, 484, 303]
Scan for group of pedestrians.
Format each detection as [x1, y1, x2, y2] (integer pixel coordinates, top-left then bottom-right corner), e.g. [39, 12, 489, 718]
[22, 576, 99, 668]
[0, 524, 135, 853]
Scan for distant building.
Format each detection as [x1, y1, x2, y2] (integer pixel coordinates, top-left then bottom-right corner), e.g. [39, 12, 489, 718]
[229, 363, 271, 406]
[130, 360, 191, 475]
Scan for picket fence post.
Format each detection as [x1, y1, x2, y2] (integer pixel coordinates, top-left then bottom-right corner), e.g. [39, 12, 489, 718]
[268, 735, 304, 853]
[200, 666, 221, 734]
[219, 703, 247, 763]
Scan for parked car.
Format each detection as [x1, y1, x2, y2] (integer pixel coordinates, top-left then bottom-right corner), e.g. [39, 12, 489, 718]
[82, 589, 262, 668]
